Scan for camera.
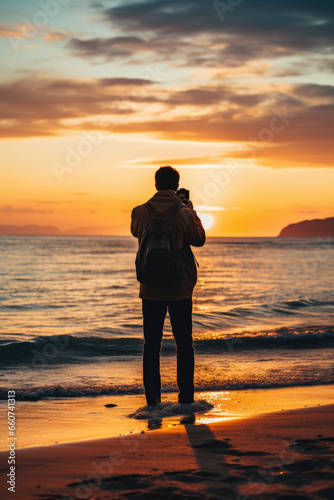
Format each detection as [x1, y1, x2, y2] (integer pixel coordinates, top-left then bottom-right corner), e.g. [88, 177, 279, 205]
[176, 188, 190, 204]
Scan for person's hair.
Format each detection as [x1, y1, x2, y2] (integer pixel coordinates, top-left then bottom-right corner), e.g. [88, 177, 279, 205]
[155, 166, 180, 191]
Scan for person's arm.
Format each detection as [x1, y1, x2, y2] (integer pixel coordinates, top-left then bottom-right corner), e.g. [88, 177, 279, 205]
[130, 207, 139, 238]
[181, 200, 206, 247]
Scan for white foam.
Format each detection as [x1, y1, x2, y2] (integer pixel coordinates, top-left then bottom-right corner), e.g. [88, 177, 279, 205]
[127, 399, 214, 420]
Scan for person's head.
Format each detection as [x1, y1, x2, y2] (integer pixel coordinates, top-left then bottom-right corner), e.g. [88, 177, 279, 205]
[155, 166, 180, 191]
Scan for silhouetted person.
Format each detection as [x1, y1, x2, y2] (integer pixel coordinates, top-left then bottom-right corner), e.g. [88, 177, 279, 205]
[131, 166, 206, 405]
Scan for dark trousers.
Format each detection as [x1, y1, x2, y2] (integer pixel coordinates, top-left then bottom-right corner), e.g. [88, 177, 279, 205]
[142, 297, 194, 405]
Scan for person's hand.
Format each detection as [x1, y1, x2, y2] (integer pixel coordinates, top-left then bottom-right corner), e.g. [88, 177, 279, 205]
[184, 199, 194, 210]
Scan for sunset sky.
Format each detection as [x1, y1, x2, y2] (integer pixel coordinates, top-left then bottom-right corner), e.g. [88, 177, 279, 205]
[0, 0, 333, 236]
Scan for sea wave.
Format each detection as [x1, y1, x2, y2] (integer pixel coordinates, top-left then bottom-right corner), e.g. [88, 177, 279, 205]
[0, 378, 333, 402]
[218, 298, 334, 319]
[3, 296, 332, 315]
[1, 326, 333, 368]
[207, 237, 334, 247]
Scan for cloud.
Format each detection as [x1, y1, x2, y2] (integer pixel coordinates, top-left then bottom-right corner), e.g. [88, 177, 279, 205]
[0, 205, 54, 214]
[90, 1, 104, 8]
[67, 36, 147, 60]
[104, 0, 334, 38]
[0, 74, 276, 137]
[0, 22, 35, 39]
[131, 156, 229, 166]
[0, 73, 333, 168]
[62, 1, 334, 73]
[0, 75, 155, 137]
[96, 0, 334, 64]
[0, 22, 68, 46]
[164, 87, 264, 108]
[293, 83, 334, 100]
[45, 31, 67, 42]
[99, 77, 153, 86]
[194, 206, 226, 211]
[110, 100, 334, 167]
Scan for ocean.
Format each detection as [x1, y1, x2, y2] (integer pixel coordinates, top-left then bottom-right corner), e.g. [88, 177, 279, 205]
[1, 235, 334, 402]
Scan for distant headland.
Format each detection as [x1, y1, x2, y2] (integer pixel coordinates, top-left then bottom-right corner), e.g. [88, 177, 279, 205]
[278, 217, 334, 237]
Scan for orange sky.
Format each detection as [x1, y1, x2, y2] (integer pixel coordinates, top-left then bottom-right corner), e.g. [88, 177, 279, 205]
[1, 1, 333, 236]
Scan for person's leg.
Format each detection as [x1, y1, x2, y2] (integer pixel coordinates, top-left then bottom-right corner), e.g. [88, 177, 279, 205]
[168, 297, 194, 404]
[142, 299, 167, 405]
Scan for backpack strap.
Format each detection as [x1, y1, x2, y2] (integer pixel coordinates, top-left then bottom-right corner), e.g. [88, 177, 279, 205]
[145, 201, 183, 218]
[165, 202, 184, 218]
[144, 202, 158, 215]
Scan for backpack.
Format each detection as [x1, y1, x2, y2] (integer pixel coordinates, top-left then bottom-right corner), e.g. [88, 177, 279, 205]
[135, 201, 186, 286]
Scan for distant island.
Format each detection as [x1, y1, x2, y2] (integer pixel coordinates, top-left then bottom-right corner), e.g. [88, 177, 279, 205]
[0, 225, 121, 236]
[278, 217, 334, 237]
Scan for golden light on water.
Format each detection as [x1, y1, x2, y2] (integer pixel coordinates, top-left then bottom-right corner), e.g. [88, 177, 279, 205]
[196, 416, 241, 424]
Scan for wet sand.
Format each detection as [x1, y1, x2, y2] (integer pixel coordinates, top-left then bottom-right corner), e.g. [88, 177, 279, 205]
[0, 384, 333, 450]
[0, 400, 333, 499]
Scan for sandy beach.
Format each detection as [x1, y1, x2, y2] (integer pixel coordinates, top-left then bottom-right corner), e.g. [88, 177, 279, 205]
[1, 391, 333, 499]
[1, 384, 333, 450]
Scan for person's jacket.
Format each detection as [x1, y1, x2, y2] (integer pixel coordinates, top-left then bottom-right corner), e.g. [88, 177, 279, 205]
[131, 189, 206, 300]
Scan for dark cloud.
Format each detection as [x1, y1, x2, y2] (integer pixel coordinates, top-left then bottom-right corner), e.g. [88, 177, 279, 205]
[90, 1, 104, 8]
[0, 74, 300, 133]
[66, 34, 190, 62]
[99, 77, 153, 86]
[67, 1, 334, 66]
[0, 76, 154, 136]
[104, 0, 334, 34]
[67, 36, 147, 60]
[103, 0, 334, 52]
[163, 87, 279, 109]
[293, 83, 334, 99]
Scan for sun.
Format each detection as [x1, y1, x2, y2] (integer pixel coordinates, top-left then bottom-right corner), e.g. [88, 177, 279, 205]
[197, 212, 214, 230]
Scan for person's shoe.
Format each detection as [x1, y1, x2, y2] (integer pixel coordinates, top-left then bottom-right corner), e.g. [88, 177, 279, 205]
[146, 398, 161, 406]
[178, 399, 194, 404]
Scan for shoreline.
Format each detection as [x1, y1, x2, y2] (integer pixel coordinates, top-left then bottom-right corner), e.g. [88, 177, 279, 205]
[0, 383, 333, 451]
[0, 403, 333, 499]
